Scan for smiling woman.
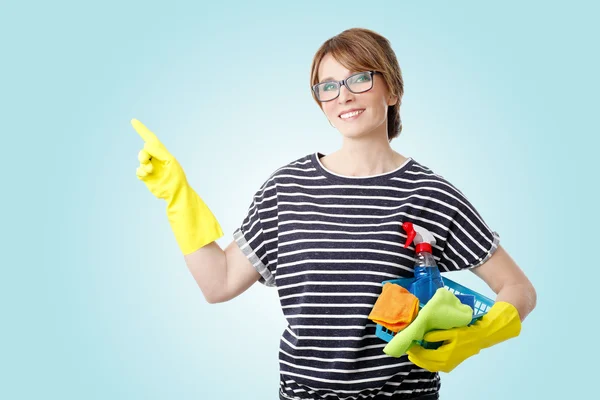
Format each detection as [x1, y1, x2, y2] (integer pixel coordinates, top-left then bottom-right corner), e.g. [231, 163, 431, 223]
[310, 28, 404, 142]
[132, 26, 536, 400]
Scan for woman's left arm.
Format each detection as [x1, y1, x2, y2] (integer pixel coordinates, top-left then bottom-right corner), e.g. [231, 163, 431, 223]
[471, 245, 537, 321]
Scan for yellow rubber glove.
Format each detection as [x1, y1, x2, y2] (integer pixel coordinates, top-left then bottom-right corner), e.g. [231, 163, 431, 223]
[132, 118, 223, 255]
[406, 301, 521, 373]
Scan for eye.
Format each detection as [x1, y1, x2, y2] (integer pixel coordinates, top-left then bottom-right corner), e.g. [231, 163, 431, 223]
[355, 73, 371, 82]
[323, 83, 337, 91]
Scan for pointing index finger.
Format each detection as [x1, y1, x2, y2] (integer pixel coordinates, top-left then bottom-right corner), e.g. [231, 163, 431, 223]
[131, 118, 159, 143]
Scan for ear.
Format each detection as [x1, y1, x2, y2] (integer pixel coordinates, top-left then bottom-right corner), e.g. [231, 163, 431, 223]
[388, 95, 398, 107]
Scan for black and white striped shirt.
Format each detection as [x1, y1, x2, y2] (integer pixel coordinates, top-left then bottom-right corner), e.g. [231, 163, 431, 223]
[233, 152, 499, 400]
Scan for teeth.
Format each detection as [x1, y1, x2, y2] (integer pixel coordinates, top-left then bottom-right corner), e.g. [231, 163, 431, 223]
[340, 109, 364, 119]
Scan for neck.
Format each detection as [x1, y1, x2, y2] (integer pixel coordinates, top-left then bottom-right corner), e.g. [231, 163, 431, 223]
[324, 132, 406, 177]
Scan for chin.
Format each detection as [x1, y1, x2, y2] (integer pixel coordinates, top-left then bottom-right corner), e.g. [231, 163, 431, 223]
[339, 124, 376, 138]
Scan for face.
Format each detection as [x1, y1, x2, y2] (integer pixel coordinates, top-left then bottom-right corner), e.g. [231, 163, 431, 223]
[316, 53, 397, 139]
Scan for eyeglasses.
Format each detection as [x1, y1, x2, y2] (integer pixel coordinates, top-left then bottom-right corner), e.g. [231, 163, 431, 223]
[312, 71, 380, 102]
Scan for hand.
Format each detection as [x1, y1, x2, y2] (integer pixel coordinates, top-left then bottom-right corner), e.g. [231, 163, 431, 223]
[130, 118, 223, 254]
[132, 118, 188, 202]
[406, 301, 521, 373]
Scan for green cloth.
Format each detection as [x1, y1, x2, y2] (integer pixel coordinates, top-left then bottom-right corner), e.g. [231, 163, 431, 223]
[383, 288, 473, 357]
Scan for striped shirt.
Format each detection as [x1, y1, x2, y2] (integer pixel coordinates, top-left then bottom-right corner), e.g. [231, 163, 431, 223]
[233, 152, 500, 400]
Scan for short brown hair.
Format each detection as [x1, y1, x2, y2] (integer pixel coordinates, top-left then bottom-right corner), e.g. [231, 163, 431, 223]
[310, 28, 404, 141]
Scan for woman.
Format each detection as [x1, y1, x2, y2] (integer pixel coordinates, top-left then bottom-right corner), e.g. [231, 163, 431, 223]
[133, 28, 537, 400]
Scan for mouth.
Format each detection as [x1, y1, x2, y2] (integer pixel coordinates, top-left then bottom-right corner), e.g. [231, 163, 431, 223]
[339, 108, 365, 121]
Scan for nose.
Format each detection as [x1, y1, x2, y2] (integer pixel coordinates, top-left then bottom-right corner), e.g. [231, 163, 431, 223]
[337, 83, 354, 104]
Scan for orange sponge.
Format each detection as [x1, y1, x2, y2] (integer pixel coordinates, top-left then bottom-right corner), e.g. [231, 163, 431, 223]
[369, 282, 419, 332]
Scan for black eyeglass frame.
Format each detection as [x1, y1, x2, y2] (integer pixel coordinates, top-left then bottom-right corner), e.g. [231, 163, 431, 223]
[311, 71, 381, 102]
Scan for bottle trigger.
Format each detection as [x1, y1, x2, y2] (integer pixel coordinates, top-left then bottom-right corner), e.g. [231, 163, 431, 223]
[402, 222, 416, 248]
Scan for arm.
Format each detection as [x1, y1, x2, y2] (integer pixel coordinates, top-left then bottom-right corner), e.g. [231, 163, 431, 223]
[130, 119, 261, 303]
[471, 245, 537, 321]
[184, 240, 261, 304]
[407, 245, 536, 372]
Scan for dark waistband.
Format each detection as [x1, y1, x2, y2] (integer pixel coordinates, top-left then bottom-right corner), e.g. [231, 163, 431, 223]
[279, 390, 439, 400]
[390, 392, 439, 400]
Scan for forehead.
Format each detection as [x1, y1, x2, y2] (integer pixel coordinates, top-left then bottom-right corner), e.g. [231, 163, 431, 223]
[317, 53, 351, 81]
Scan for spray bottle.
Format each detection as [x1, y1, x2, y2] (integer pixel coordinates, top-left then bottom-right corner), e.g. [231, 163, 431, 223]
[402, 222, 445, 305]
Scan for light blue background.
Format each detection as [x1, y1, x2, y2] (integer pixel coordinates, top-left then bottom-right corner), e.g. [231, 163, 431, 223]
[2, 0, 598, 399]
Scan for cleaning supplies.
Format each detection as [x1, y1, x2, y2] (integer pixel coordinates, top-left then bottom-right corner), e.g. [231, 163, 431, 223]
[368, 283, 420, 332]
[132, 118, 224, 255]
[383, 287, 473, 357]
[406, 301, 522, 372]
[402, 222, 445, 305]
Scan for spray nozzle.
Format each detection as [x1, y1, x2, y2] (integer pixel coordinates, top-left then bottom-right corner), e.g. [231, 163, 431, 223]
[402, 222, 436, 250]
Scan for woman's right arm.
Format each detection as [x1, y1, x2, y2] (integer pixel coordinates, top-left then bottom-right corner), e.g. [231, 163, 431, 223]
[131, 119, 261, 302]
[184, 240, 261, 304]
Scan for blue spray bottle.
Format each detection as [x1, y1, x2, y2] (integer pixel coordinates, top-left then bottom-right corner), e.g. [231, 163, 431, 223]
[402, 222, 445, 305]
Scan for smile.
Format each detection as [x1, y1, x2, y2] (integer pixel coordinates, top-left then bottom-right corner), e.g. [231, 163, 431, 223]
[339, 109, 365, 120]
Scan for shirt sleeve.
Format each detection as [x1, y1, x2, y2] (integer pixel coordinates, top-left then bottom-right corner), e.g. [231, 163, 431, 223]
[233, 177, 278, 287]
[437, 181, 500, 272]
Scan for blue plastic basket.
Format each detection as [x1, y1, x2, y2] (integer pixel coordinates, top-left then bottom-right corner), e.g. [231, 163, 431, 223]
[374, 277, 495, 344]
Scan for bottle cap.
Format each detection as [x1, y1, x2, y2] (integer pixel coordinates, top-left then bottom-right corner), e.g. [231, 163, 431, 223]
[415, 243, 432, 254]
